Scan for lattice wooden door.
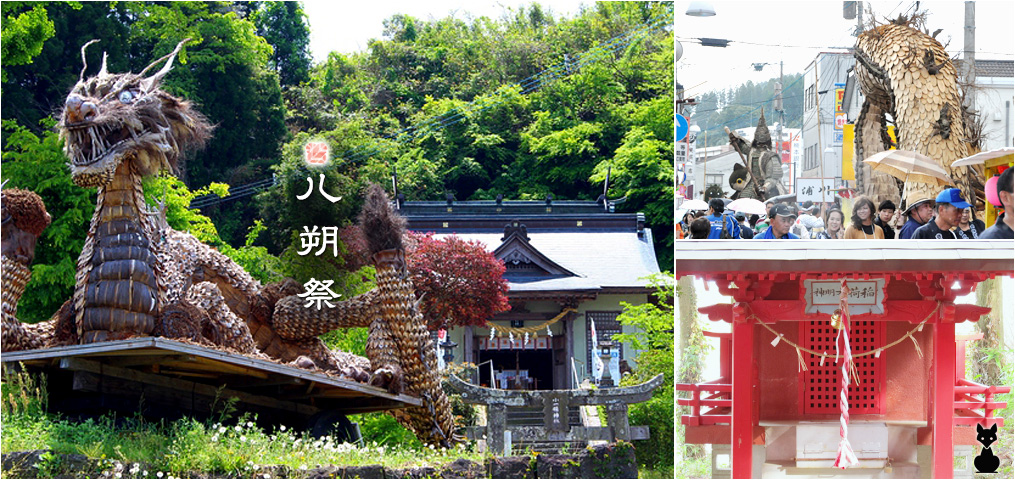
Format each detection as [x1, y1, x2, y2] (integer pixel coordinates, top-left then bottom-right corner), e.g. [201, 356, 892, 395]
[800, 320, 886, 415]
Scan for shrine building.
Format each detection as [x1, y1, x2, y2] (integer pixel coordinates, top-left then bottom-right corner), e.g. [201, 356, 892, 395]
[398, 196, 663, 391]
[675, 241, 1012, 479]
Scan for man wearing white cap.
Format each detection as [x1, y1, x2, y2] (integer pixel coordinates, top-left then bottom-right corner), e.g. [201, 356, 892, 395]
[898, 193, 934, 239]
[912, 188, 970, 239]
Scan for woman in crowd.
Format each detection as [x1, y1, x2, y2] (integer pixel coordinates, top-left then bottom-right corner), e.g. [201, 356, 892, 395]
[844, 196, 885, 239]
[955, 207, 986, 239]
[815, 208, 845, 239]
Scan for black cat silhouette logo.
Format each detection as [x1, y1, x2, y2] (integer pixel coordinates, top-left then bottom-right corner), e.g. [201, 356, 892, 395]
[974, 423, 1000, 474]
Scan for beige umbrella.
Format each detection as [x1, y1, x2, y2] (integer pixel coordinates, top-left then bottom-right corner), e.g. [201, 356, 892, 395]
[950, 147, 1015, 168]
[862, 149, 954, 186]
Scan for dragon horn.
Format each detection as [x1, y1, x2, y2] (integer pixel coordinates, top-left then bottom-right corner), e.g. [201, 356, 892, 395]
[79, 39, 100, 82]
[98, 51, 109, 78]
[140, 38, 192, 91]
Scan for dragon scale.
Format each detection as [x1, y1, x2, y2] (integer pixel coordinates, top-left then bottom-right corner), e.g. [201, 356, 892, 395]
[75, 161, 161, 342]
[853, 19, 983, 205]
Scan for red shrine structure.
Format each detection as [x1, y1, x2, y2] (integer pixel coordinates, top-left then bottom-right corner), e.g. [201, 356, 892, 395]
[675, 240, 1013, 479]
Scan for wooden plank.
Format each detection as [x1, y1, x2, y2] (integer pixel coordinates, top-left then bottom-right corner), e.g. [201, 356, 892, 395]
[163, 357, 270, 379]
[3, 338, 421, 407]
[105, 354, 196, 367]
[320, 397, 414, 413]
[60, 357, 319, 416]
[157, 369, 220, 379]
[2, 338, 161, 362]
[223, 376, 305, 388]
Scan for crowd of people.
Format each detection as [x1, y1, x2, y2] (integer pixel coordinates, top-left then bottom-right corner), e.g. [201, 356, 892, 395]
[677, 167, 1013, 240]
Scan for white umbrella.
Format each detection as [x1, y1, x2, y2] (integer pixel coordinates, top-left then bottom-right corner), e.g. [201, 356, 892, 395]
[727, 198, 767, 216]
[681, 199, 709, 211]
[951, 147, 1015, 168]
[675, 208, 690, 222]
[862, 149, 953, 186]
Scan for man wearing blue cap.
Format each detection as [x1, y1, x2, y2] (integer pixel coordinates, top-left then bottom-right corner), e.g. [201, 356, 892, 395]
[911, 188, 970, 239]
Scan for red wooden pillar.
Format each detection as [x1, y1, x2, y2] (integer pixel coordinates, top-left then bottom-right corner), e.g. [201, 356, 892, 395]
[932, 321, 956, 479]
[732, 314, 755, 478]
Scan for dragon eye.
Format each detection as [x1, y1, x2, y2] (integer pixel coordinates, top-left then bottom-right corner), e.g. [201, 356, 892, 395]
[119, 91, 135, 103]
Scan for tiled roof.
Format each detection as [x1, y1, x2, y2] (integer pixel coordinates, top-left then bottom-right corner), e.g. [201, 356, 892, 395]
[954, 59, 1014, 78]
[434, 231, 661, 291]
[402, 200, 662, 294]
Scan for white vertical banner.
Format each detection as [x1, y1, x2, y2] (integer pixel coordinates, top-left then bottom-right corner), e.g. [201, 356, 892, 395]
[590, 318, 603, 381]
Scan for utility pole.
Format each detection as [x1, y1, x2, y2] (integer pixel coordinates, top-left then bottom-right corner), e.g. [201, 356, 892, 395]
[775, 60, 785, 192]
[857, 2, 864, 36]
[962, 1, 975, 110]
[814, 61, 827, 205]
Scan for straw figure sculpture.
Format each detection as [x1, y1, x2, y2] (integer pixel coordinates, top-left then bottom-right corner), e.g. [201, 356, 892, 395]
[1, 39, 457, 445]
[853, 13, 983, 207]
[1, 189, 73, 350]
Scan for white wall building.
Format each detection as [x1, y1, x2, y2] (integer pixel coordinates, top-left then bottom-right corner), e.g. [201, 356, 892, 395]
[801, 52, 858, 188]
[959, 59, 1014, 150]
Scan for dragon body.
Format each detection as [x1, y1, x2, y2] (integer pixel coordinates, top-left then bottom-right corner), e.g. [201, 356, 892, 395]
[2, 40, 454, 446]
[853, 17, 983, 206]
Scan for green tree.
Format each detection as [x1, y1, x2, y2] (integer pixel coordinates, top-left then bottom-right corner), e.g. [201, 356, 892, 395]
[613, 273, 674, 474]
[251, 1, 311, 87]
[123, 2, 285, 188]
[0, 2, 58, 82]
[1, 118, 94, 323]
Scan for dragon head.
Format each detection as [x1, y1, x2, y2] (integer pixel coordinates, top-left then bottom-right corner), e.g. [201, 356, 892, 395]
[59, 39, 212, 187]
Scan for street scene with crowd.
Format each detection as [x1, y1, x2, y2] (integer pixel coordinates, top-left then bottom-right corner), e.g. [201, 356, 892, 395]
[677, 165, 1012, 240]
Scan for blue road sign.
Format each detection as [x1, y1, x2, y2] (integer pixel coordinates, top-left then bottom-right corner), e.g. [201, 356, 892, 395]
[676, 114, 689, 142]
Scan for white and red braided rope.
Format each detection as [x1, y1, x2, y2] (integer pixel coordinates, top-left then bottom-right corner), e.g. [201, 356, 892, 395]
[833, 278, 859, 468]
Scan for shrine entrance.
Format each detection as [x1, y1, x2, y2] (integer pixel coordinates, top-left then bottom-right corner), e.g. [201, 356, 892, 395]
[675, 241, 1013, 479]
[476, 348, 554, 390]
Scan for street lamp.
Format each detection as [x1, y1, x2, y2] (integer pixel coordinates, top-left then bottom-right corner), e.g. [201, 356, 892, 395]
[598, 340, 615, 388]
[686, 1, 716, 17]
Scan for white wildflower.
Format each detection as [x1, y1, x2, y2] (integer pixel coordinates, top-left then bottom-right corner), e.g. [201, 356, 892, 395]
[299, 465, 308, 471]
[234, 425, 243, 432]
[279, 425, 287, 432]
[247, 421, 254, 428]
[218, 426, 227, 434]
[240, 435, 247, 443]
[211, 435, 219, 442]
[157, 472, 164, 478]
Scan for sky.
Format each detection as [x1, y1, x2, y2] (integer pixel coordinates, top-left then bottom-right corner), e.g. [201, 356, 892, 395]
[675, 0, 1015, 99]
[303, 0, 589, 62]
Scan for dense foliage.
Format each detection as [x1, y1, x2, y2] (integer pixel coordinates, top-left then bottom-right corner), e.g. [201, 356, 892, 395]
[613, 273, 674, 474]
[3, 1, 672, 268]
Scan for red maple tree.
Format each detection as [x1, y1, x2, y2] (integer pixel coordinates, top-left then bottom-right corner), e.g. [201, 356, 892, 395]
[405, 231, 511, 329]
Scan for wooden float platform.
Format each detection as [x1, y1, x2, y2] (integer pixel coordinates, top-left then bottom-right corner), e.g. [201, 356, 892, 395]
[1, 337, 420, 428]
